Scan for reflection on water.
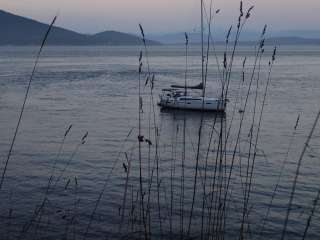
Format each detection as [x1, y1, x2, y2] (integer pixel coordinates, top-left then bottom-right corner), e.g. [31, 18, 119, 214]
[159, 107, 226, 119]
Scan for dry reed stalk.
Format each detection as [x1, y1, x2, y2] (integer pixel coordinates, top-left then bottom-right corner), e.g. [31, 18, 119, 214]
[241, 47, 277, 237]
[52, 131, 88, 189]
[119, 151, 133, 234]
[226, 57, 247, 141]
[281, 109, 320, 240]
[169, 123, 178, 238]
[187, 0, 208, 235]
[205, 5, 256, 238]
[203, 4, 223, 87]
[83, 128, 134, 239]
[178, 32, 189, 239]
[224, 25, 266, 206]
[139, 24, 168, 238]
[137, 46, 147, 238]
[201, 2, 215, 239]
[239, 45, 264, 238]
[259, 113, 300, 236]
[0, 16, 57, 190]
[28, 124, 73, 238]
[302, 190, 320, 240]
[224, 2, 254, 99]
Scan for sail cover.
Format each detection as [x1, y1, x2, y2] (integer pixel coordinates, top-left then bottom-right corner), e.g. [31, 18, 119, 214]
[170, 82, 203, 90]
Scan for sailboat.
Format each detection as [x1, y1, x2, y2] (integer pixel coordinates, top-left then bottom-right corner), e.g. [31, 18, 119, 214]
[158, 0, 226, 112]
[158, 84, 226, 112]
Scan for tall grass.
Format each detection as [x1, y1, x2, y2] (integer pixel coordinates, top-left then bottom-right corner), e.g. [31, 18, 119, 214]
[281, 109, 320, 240]
[2, 1, 320, 240]
[0, 16, 57, 190]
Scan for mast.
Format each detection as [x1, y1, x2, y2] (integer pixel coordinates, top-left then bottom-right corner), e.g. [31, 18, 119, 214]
[201, 0, 205, 98]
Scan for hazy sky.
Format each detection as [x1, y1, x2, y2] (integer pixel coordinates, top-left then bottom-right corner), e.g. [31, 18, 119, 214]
[1, 0, 320, 34]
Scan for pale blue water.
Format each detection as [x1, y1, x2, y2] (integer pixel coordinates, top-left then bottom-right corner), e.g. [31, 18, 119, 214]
[0, 45, 320, 239]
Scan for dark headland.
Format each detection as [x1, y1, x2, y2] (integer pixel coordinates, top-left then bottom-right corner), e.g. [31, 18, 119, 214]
[1, 9, 320, 46]
[148, 32, 320, 45]
[0, 10, 160, 46]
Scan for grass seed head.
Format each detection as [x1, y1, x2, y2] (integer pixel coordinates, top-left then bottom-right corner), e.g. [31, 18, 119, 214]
[81, 132, 88, 144]
[262, 24, 267, 35]
[145, 139, 152, 146]
[272, 46, 277, 61]
[242, 57, 247, 68]
[246, 6, 254, 19]
[122, 163, 128, 173]
[226, 26, 232, 43]
[295, 114, 301, 130]
[139, 51, 143, 62]
[260, 39, 265, 49]
[65, 179, 70, 190]
[151, 74, 155, 90]
[138, 135, 145, 142]
[64, 124, 73, 137]
[139, 24, 145, 38]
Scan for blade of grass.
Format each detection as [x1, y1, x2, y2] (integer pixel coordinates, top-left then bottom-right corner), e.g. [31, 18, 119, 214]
[0, 15, 57, 190]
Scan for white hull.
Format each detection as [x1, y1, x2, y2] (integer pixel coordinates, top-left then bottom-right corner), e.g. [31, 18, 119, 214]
[158, 95, 226, 112]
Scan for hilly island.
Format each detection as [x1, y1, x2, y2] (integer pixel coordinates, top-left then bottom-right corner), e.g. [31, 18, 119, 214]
[0, 10, 159, 46]
[1, 9, 320, 46]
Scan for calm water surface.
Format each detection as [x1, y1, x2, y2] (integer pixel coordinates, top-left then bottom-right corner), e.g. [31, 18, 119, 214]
[0, 45, 320, 239]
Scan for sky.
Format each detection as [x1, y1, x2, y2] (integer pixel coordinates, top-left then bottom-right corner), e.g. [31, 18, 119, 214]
[1, 0, 320, 34]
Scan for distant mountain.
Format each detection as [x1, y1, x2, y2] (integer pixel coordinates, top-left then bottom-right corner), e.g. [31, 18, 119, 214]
[90, 31, 153, 45]
[2, 9, 319, 46]
[271, 30, 320, 39]
[149, 30, 320, 45]
[0, 10, 160, 46]
[235, 37, 320, 46]
[148, 30, 260, 44]
[265, 37, 320, 45]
